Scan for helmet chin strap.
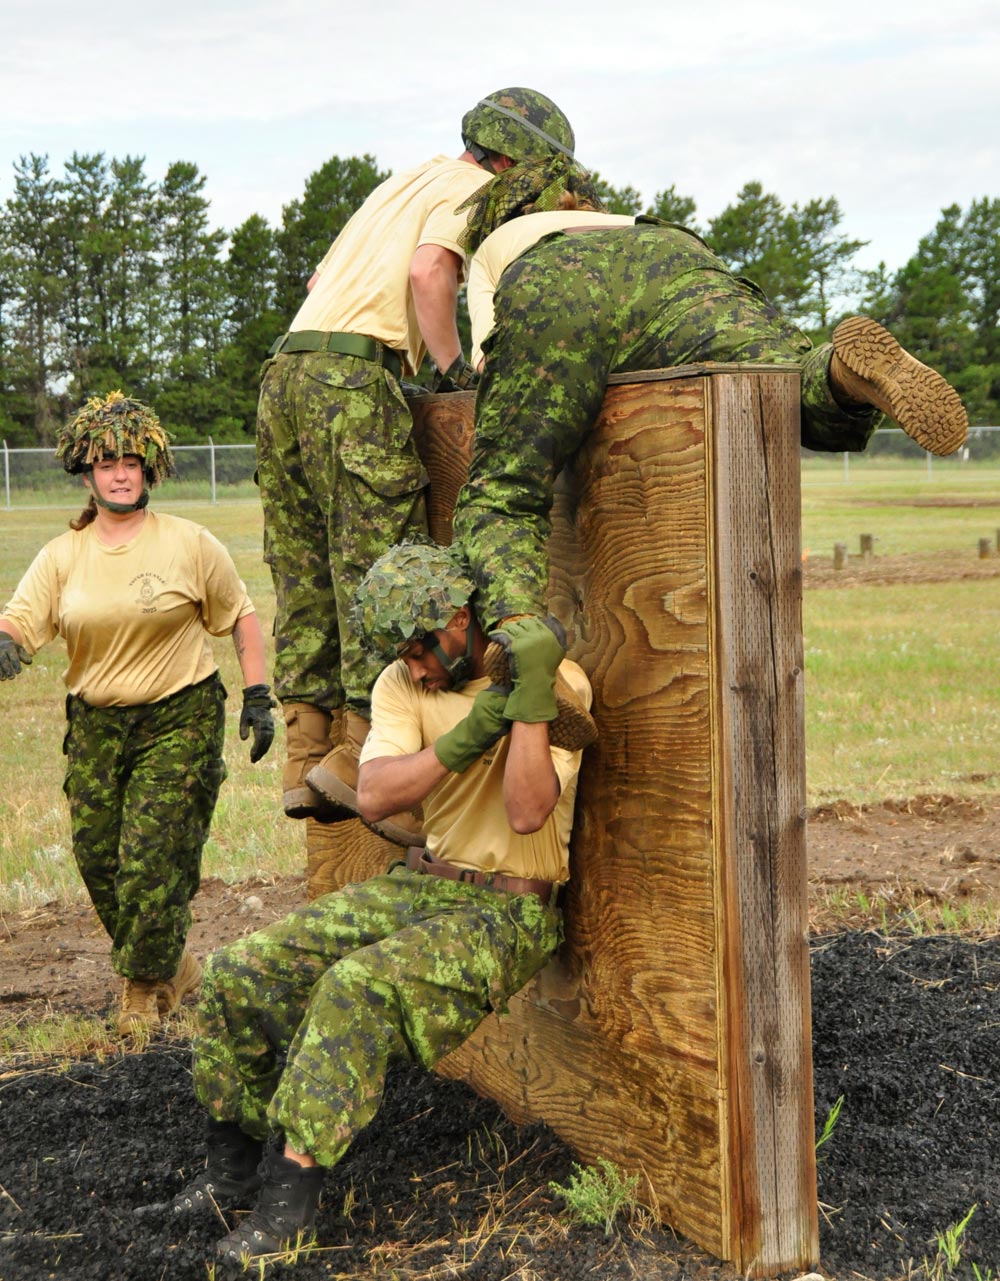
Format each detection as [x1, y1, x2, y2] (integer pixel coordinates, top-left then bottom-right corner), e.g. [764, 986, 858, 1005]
[91, 486, 151, 515]
[426, 621, 476, 690]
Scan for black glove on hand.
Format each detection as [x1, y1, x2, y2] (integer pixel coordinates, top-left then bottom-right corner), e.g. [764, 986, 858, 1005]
[0, 633, 32, 681]
[488, 615, 566, 724]
[434, 688, 511, 774]
[431, 354, 480, 393]
[240, 684, 276, 763]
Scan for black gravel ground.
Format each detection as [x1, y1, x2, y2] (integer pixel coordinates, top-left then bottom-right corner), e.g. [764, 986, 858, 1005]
[1, 931, 997, 1281]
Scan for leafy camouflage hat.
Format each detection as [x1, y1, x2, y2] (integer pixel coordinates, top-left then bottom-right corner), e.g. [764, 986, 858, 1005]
[457, 155, 607, 253]
[55, 390, 175, 482]
[462, 88, 575, 164]
[353, 540, 477, 668]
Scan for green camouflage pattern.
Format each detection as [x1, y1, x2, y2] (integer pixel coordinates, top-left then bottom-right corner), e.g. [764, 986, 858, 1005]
[353, 539, 476, 667]
[192, 866, 560, 1165]
[458, 156, 605, 253]
[62, 676, 226, 979]
[256, 351, 429, 712]
[462, 88, 575, 162]
[56, 389, 175, 480]
[453, 220, 880, 623]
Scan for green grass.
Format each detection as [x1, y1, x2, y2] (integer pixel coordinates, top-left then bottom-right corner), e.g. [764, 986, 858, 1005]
[804, 579, 1000, 804]
[2, 467, 998, 911]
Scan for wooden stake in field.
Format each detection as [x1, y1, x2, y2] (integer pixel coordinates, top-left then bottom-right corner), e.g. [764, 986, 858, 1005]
[359, 367, 817, 1275]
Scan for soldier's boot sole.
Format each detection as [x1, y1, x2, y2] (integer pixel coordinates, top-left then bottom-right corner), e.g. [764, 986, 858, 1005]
[830, 316, 968, 457]
[482, 644, 599, 751]
[362, 808, 426, 849]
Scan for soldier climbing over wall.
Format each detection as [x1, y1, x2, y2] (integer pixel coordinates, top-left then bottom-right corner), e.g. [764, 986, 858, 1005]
[446, 156, 970, 704]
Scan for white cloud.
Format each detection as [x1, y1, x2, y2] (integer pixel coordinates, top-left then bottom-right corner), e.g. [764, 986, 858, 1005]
[0, 0, 997, 270]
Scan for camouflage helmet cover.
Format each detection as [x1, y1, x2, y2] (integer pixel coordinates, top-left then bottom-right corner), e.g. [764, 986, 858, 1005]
[458, 154, 607, 253]
[55, 390, 175, 482]
[353, 539, 477, 667]
[462, 87, 575, 163]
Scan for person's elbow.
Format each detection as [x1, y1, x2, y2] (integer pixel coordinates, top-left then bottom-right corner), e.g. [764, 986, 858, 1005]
[355, 767, 383, 823]
[506, 792, 558, 835]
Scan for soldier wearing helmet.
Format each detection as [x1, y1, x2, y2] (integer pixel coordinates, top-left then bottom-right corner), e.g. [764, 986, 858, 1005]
[160, 538, 593, 1264]
[255, 88, 575, 896]
[447, 155, 969, 711]
[0, 391, 275, 1038]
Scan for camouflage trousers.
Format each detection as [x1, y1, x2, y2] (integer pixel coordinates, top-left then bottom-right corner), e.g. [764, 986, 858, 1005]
[453, 221, 881, 623]
[256, 351, 429, 713]
[192, 866, 561, 1166]
[62, 674, 226, 980]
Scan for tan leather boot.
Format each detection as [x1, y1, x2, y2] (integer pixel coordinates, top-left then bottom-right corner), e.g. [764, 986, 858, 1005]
[829, 317, 968, 457]
[157, 949, 203, 1016]
[282, 703, 343, 820]
[117, 978, 161, 1036]
[307, 711, 425, 845]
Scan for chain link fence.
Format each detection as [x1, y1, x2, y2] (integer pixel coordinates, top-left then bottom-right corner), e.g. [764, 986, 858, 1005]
[2, 440, 258, 509]
[3, 426, 1000, 510]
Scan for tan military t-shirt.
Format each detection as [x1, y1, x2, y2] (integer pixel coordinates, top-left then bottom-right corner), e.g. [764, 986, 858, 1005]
[2, 512, 254, 706]
[360, 660, 591, 883]
[466, 210, 636, 366]
[290, 156, 491, 376]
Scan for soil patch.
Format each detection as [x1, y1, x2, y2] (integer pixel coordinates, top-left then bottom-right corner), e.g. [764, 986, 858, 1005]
[2, 798, 999, 1280]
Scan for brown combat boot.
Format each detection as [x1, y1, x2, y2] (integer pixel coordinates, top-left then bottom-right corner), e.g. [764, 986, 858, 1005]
[157, 949, 203, 1016]
[482, 639, 599, 752]
[282, 704, 345, 820]
[306, 711, 425, 846]
[117, 978, 161, 1037]
[829, 317, 968, 457]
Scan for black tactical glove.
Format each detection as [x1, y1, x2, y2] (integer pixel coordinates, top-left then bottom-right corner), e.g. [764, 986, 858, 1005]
[434, 688, 511, 773]
[0, 633, 32, 681]
[240, 684, 276, 763]
[431, 354, 480, 393]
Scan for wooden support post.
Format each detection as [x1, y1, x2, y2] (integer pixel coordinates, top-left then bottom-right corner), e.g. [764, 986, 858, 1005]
[833, 542, 847, 570]
[354, 367, 816, 1274]
[978, 538, 993, 560]
[859, 533, 874, 561]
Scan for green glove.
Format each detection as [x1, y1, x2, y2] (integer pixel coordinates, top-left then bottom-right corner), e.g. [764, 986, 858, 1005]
[434, 688, 511, 774]
[240, 684, 277, 763]
[0, 633, 32, 681]
[489, 615, 566, 725]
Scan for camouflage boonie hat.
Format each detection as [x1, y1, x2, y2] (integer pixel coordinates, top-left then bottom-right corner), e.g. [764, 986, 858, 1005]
[462, 88, 575, 163]
[458, 155, 607, 253]
[353, 540, 476, 666]
[56, 390, 175, 482]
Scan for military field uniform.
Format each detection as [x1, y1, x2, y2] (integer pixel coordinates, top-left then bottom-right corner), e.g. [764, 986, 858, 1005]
[2, 512, 253, 979]
[258, 156, 490, 714]
[192, 658, 590, 1164]
[455, 215, 881, 624]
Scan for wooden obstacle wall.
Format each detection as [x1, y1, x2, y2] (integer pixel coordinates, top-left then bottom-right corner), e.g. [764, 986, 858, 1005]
[326, 367, 817, 1275]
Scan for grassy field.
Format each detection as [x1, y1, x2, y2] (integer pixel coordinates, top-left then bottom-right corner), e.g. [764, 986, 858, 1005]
[1, 462, 997, 910]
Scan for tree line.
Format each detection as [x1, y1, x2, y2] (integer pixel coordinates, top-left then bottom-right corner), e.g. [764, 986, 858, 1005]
[1, 151, 997, 447]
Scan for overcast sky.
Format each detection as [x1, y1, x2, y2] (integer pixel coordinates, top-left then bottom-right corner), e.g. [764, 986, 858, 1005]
[2, 0, 997, 276]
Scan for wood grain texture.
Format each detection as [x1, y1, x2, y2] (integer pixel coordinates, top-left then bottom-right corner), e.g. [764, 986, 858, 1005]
[408, 372, 816, 1274]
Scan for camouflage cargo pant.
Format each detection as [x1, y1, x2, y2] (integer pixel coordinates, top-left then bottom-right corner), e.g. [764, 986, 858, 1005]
[62, 675, 226, 979]
[256, 351, 429, 713]
[453, 220, 881, 624]
[192, 866, 561, 1166]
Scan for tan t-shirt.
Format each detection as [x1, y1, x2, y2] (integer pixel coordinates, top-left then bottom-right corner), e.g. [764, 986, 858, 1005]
[2, 511, 255, 706]
[466, 210, 637, 366]
[360, 660, 591, 883]
[290, 156, 491, 376]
